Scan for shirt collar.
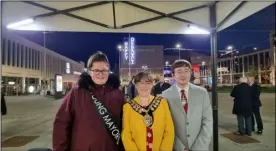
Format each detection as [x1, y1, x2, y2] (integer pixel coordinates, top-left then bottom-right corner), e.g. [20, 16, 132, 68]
[176, 83, 189, 92]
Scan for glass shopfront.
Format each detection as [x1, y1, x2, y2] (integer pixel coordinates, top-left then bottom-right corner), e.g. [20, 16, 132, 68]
[1, 76, 22, 96]
[25, 77, 40, 95]
[1, 76, 40, 96]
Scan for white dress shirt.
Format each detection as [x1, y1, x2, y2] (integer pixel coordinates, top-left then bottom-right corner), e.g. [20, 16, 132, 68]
[176, 83, 189, 103]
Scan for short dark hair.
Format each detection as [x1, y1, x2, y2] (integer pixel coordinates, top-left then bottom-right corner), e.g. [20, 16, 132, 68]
[133, 72, 153, 84]
[171, 59, 192, 73]
[87, 51, 109, 69]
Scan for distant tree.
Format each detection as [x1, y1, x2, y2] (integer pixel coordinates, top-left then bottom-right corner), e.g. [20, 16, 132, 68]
[246, 65, 258, 78]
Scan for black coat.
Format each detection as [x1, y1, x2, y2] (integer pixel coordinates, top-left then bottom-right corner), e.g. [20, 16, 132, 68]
[1, 94, 7, 115]
[230, 83, 253, 117]
[251, 82, 262, 108]
[151, 82, 171, 96]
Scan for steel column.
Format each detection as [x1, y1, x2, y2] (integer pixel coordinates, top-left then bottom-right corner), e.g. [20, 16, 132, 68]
[0, 1, 2, 97]
[209, 3, 219, 151]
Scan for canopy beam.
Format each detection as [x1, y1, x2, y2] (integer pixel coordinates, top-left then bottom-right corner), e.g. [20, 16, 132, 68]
[112, 1, 117, 28]
[32, 1, 110, 19]
[216, 1, 247, 29]
[23, 1, 112, 29]
[121, 1, 210, 29]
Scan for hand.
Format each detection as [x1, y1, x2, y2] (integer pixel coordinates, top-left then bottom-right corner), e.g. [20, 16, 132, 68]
[184, 148, 189, 151]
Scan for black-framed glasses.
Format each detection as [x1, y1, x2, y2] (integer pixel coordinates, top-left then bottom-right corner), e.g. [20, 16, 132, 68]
[90, 69, 109, 75]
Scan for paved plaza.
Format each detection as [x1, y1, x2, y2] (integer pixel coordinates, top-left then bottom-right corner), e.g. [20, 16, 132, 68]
[1, 93, 275, 151]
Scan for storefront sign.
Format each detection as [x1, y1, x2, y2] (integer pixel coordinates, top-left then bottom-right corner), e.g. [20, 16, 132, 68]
[56, 75, 63, 92]
[130, 37, 135, 65]
[124, 41, 128, 61]
[66, 62, 70, 74]
[124, 37, 136, 65]
[217, 67, 229, 72]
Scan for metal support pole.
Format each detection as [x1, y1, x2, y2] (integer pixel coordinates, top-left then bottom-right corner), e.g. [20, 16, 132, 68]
[230, 52, 233, 85]
[118, 49, 121, 77]
[43, 30, 46, 48]
[0, 2, 2, 98]
[209, 3, 219, 151]
[178, 48, 180, 59]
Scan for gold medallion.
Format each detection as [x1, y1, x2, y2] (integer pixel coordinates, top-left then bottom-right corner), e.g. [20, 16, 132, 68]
[143, 114, 153, 127]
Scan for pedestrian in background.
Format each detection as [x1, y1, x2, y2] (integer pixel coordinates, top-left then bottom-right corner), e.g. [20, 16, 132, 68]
[231, 77, 253, 136]
[248, 75, 263, 134]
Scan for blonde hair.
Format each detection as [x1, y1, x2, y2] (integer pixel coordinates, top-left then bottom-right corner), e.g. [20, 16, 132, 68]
[239, 77, 248, 83]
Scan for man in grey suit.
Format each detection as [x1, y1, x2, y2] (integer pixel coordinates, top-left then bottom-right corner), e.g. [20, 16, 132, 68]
[162, 59, 213, 151]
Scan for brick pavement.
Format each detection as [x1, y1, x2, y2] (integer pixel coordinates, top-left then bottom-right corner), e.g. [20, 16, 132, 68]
[1, 93, 275, 151]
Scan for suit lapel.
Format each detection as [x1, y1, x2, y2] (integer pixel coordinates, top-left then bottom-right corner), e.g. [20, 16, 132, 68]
[171, 85, 187, 116]
[187, 84, 196, 118]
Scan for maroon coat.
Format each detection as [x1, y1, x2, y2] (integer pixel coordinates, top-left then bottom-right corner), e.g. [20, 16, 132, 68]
[53, 84, 125, 151]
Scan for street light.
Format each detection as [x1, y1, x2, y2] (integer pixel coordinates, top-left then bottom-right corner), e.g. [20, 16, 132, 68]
[224, 45, 239, 85]
[117, 45, 123, 50]
[165, 61, 169, 66]
[254, 47, 257, 50]
[185, 25, 210, 35]
[227, 45, 233, 50]
[6, 18, 34, 29]
[175, 43, 181, 59]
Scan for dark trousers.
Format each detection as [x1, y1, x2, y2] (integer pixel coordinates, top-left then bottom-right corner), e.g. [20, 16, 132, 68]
[252, 107, 263, 131]
[237, 115, 252, 135]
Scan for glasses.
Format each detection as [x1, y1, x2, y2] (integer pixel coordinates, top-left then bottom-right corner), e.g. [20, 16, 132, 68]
[90, 69, 109, 75]
[175, 69, 191, 75]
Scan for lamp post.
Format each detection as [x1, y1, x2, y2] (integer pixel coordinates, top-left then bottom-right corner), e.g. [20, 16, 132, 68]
[202, 61, 207, 84]
[223, 45, 239, 85]
[175, 43, 181, 59]
[117, 44, 122, 77]
[42, 31, 54, 48]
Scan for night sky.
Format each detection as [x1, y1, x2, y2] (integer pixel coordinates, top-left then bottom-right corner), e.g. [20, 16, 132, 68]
[11, 3, 275, 70]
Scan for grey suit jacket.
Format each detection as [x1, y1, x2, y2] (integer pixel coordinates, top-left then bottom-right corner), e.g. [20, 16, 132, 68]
[162, 83, 213, 151]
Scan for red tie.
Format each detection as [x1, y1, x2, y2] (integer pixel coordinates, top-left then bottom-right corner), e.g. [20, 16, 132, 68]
[181, 90, 188, 113]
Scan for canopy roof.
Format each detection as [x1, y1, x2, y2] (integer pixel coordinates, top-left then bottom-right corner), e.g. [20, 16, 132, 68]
[2, 1, 274, 34]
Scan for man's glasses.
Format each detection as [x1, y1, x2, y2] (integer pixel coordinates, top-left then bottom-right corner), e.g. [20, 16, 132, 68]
[175, 69, 191, 75]
[90, 69, 109, 75]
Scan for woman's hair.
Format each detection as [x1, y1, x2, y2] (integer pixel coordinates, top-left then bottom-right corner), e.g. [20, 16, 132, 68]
[77, 72, 120, 90]
[87, 51, 109, 69]
[133, 72, 153, 84]
[106, 74, 121, 89]
[77, 51, 116, 90]
[78, 72, 94, 90]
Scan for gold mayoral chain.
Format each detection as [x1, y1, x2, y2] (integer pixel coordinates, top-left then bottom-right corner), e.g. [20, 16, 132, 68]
[128, 97, 162, 127]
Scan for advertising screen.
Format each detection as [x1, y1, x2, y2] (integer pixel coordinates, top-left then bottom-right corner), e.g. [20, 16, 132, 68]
[56, 75, 63, 92]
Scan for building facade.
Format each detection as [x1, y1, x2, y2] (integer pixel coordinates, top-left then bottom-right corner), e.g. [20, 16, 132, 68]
[1, 29, 85, 96]
[120, 45, 164, 82]
[198, 49, 275, 86]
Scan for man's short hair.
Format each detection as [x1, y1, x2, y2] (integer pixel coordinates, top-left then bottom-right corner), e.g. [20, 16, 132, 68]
[171, 59, 192, 73]
[239, 77, 248, 83]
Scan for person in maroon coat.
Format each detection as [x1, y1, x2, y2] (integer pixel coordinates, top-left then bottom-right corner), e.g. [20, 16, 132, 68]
[53, 51, 125, 151]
